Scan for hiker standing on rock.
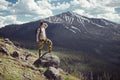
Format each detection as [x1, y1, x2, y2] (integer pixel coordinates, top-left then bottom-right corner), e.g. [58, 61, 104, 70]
[36, 22, 52, 58]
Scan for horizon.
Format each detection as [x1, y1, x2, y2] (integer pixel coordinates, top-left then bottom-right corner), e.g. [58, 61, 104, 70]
[0, 0, 120, 27]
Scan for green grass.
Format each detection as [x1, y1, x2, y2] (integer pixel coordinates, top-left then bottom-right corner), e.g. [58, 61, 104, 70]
[26, 49, 120, 80]
[62, 74, 80, 80]
[0, 55, 45, 80]
[0, 38, 80, 80]
[1, 38, 120, 80]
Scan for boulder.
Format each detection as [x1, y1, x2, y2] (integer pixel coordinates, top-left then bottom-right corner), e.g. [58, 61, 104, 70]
[0, 59, 2, 63]
[0, 46, 8, 55]
[10, 51, 19, 58]
[4, 38, 14, 45]
[44, 67, 62, 80]
[33, 52, 60, 68]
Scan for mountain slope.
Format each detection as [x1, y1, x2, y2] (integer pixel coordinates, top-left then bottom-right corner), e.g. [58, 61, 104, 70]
[0, 38, 45, 80]
[0, 38, 79, 80]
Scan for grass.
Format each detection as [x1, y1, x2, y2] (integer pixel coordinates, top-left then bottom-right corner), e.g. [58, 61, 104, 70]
[0, 38, 80, 80]
[62, 74, 80, 80]
[0, 55, 45, 80]
[1, 38, 120, 80]
[26, 49, 120, 80]
[0, 38, 46, 80]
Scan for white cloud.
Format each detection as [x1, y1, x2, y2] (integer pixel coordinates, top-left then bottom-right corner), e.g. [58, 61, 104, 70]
[70, 0, 91, 8]
[97, 13, 120, 23]
[73, 9, 84, 15]
[11, 0, 53, 16]
[104, 0, 120, 8]
[36, 0, 52, 9]
[0, 0, 9, 10]
[52, 2, 70, 10]
[0, 0, 120, 28]
[71, 0, 120, 23]
[0, 15, 18, 27]
[0, 0, 54, 27]
[36, 0, 70, 10]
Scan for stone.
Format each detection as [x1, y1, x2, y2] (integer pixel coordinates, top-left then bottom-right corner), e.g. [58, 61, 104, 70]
[33, 52, 60, 68]
[0, 46, 8, 55]
[0, 59, 2, 63]
[4, 38, 14, 45]
[10, 51, 19, 58]
[44, 67, 62, 80]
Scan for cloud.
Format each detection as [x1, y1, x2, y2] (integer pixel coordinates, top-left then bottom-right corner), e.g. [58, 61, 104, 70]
[0, 0, 120, 28]
[36, 0, 70, 10]
[11, 0, 53, 16]
[0, 15, 24, 27]
[105, 0, 120, 8]
[71, 0, 91, 8]
[71, 0, 120, 23]
[96, 13, 120, 23]
[0, 0, 72, 27]
[0, 0, 54, 27]
[0, 0, 9, 10]
[51, 2, 70, 10]
[73, 9, 85, 15]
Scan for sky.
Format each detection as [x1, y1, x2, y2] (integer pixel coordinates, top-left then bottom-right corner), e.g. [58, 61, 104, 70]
[0, 0, 120, 27]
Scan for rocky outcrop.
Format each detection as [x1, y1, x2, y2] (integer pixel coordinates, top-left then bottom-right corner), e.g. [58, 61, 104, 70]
[33, 52, 62, 80]
[33, 52, 60, 68]
[44, 67, 62, 80]
[0, 46, 9, 55]
[10, 51, 19, 58]
[4, 38, 14, 45]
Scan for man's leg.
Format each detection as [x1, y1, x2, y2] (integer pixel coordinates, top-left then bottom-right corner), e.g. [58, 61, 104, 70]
[39, 41, 44, 58]
[45, 38, 53, 53]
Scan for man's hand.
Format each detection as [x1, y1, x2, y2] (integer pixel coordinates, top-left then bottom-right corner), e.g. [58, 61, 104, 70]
[44, 23, 48, 28]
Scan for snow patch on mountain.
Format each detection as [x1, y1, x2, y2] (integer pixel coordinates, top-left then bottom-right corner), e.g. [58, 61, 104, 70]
[65, 26, 81, 33]
[71, 26, 81, 32]
[92, 22, 105, 28]
[59, 14, 74, 24]
[69, 29, 76, 33]
[43, 16, 63, 23]
[74, 13, 90, 23]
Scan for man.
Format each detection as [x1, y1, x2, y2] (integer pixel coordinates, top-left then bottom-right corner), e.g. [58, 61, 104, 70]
[36, 22, 52, 58]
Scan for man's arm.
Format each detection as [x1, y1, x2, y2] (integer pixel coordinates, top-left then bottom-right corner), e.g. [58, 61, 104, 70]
[36, 28, 40, 42]
[44, 23, 48, 29]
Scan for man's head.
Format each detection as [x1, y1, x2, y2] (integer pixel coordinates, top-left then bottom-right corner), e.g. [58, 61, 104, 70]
[40, 22, 48, 28]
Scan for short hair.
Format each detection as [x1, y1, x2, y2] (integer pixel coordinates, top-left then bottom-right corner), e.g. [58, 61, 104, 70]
[40, 22, 44, 26]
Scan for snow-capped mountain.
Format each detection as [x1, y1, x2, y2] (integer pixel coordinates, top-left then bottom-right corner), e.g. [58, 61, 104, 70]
[0, 11, 120, 64]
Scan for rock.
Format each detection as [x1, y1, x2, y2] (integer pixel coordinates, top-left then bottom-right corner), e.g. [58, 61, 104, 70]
[10, 51, 19, 58]
[4, 38, 14, 45]
[0, 59, 2, 63]
[0, 72, 4, 78]
[44, 67, 62, 80]
[25, 54, 32, 60]
[0, 46, 8, 55]
[33, 52, 60, 68]
[23, 73, 31, 80]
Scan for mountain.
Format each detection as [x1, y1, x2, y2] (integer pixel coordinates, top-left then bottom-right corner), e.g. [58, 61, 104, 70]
[0, 11, 120, 64]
